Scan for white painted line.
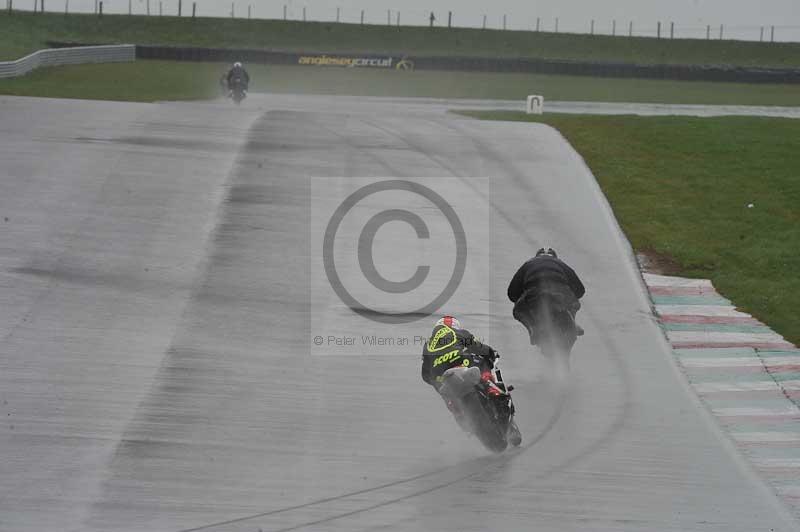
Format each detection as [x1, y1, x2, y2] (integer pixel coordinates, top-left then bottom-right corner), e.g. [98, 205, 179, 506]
[675, 347, 757, 357]
[712, 406, 799, 417]
[763, 357, 800, 366]
[753, 458, 800, 468]
[656, 305, 751, 318]
[693, 381, 781, 393]
[643, 273, 713, 288]
[777, 380, 800, 391]
[693, 380, 800, 393]
[731, 432, 800, 443]
[667, 330, 786, 344]
[681, 357, 764, 368]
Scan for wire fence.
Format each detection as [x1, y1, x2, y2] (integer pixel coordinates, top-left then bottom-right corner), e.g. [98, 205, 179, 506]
[7, 0, 800, 43]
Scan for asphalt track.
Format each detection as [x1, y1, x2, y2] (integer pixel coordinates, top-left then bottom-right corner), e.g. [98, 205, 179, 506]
[1, 94, 798, 532]
[242, 95, 800, 118]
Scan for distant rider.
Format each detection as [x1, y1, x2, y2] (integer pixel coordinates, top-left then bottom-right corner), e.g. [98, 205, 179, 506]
[508, 248, 586, 345]
[421, 316, 498, 428]
[225, 61, 250, 94]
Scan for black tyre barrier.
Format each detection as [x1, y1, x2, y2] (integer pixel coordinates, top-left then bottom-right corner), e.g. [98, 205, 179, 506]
[46, 42, 800, 84]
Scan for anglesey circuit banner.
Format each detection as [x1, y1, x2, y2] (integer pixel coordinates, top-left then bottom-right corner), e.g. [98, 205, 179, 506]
[297, 55, 415, 70]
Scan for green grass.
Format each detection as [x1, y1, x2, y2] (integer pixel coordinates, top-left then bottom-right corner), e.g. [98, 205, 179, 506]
[3, 11, 800, 67]
[457, 111, 800, 345]
[0, 60, 220, 101]
[2, 60, 800, 105]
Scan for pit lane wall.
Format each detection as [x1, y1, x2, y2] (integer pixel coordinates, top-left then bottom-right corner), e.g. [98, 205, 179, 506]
[132, 44, 800, 84]
[0, 45, 135, 79]
[643, 273, 800, 518]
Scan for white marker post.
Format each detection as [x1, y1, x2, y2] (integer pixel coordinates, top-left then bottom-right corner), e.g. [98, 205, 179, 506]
[526, 95, 544, 114]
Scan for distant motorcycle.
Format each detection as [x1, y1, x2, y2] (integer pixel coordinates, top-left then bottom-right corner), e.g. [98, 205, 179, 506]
[438, 355, 521, 453]
[228, 77, 247, 105]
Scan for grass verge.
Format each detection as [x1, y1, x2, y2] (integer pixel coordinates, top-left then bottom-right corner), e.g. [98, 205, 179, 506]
[0, 60, 220, 101]
[456, 111, 800, 345]
[2, 60, 800, 106]
[3, 11, 800, 67]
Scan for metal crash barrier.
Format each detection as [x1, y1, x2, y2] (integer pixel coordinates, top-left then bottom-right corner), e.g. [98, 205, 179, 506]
[0, 45, 136, 79]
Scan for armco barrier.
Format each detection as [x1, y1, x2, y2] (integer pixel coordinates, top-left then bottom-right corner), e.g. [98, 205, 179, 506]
[0, 45, 136, 79]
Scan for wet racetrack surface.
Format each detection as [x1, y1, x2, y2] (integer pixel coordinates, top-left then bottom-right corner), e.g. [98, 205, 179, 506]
[0, 94, 797, 532]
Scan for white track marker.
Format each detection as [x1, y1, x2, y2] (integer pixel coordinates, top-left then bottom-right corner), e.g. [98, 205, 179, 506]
[713, 406, 799, 417]
[656, 305, 751, 317]
[681, 357, 764, 368]
[693, 381, 780, 393]
[643, 274, 713, 288]
[667, 330, 787, 344]
[731, 432, 800, 443]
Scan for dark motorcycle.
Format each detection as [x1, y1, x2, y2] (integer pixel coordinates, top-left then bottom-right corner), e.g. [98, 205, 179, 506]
[439, 356, 521, 453]
[515, 289, 580, 358]
[228, 77, 247, 105]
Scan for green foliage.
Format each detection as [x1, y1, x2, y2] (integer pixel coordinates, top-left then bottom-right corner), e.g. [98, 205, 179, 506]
[3, 11, 800, 67]
[458, 111, 800, 345]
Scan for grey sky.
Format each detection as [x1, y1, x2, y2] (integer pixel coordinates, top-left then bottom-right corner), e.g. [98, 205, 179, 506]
[41, 0, 800, 41]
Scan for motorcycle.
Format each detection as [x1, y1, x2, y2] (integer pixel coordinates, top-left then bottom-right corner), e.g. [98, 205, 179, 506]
[228, 77, 247, 105]
[515, 290, 580, 359]
[438, 355, 521, 453]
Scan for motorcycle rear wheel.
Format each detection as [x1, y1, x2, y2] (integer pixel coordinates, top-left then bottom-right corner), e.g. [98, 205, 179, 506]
[463, 393, 508, 453]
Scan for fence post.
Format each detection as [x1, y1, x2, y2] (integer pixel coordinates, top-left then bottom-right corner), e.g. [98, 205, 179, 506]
[386, 9, 390, 25]
[536, 17, 540, 32]
[177, 0, 180, 16]
[719, 24, 723, 39]
[396, 10, 400, 26]
[612, 19, 616, 36]
[629, 21, 633, 37]
[590, 19, 594, 35]
[448, 10, 451, 28]
[670, 21, 674, 39]
[336, 7, 339, 22]
[483, 14, 486, 30]
[555, 17, 558, 33]
[304, 6, 307, 21]
[64, 0, 67, 14]
[284, 4, 287, 20]
[98, 0, 102, 16]
[159, 1, 162, 16]
[503, 14, 507, 30]
[32, 0, 35, 13]
[771, 25, 775, 42]
[8, 0, 12, 13]
[359, 9, 363, 24]
[146, 0, 149, 15]
[128, 0, 131, 15]
[192, 2, 195, 18]
[759, 26, 763, 42]
[657, 21, 661, 38]
[706, 24, 710, 39]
